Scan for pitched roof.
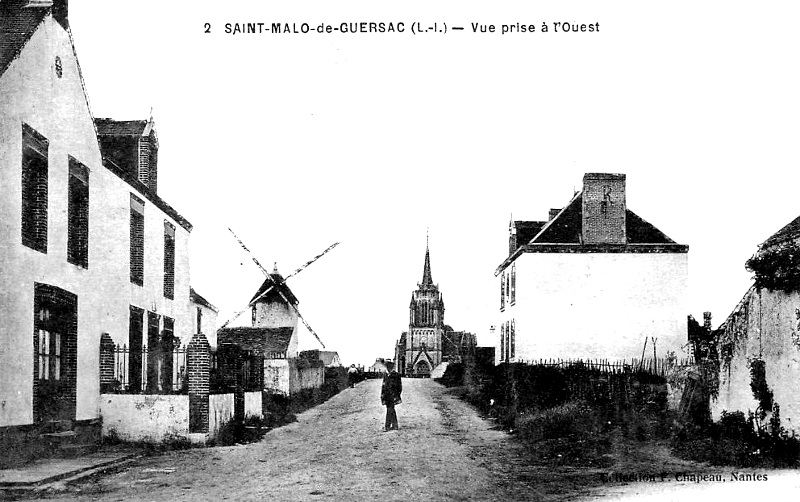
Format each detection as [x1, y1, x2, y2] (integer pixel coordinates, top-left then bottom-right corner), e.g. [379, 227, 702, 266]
[190, 287, 218, 313]
[513, 220, 547, 248]
[761, 215, 800, 248]
[496, 191, 687, 274]
[0, 2, 49, 77]
[95, 118, 148, 136]
[250, 271, 299, 305]
[529, 194, 584, 244]
[519, 193, 678, 246]
[318, 351, 341, 366]
[102, 157, 192, 232]
[216, 326, 294, 354]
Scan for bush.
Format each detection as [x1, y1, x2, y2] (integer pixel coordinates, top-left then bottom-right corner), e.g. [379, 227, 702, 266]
[517, 400, 600, 441]
[435, 362, 465, 387]
[673, 408, 800, 467]
[213, 415, 269, 447]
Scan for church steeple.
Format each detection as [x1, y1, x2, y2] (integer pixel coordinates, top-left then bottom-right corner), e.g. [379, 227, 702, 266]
[421, 231, 434, 287]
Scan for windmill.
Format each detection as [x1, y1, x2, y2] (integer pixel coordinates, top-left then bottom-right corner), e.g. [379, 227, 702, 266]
[220, 228, 339, 349]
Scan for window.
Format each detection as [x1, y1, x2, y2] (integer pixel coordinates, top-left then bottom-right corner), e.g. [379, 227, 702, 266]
[510, 320, 516, 359]
[129, 306, 144, 392]
[506, 321, 511, 361]
[500, 323, 505, 361]
[146, 311, 160, 393]
[130, 195, 144, 285]
[67, 158, 89, 268]
[21, 124, 49, 253]
[163, 221, 175, 299]
[37, 322, 61, 381]
[161, 316, 175, 392]
[500, 274, 505, 310]
[510, 264, 516, 305]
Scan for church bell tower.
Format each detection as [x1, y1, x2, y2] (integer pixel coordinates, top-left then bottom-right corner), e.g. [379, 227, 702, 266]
[404, 236, 444, 376]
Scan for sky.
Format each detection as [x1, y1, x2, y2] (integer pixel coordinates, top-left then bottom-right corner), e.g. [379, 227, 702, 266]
[66, 0, 800, 367]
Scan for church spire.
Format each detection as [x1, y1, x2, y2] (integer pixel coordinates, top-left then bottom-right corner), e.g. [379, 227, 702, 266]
[421, 233, 433, 287]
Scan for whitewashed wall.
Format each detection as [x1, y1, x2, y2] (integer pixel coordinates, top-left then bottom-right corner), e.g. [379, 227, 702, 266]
[100, 394, 189, 442]
[244, 391, 262, 418]
[290, 361, 324, 393]
[712, 288, 800, 434]
[0, 15, 193, 427]
[209, 393, 234, 438]
[498, 251, 689, 363]
[264, 359, 290, 395]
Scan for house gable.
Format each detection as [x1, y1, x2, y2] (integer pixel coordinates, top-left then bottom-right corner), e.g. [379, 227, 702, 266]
[0, 1, 49, 77]
[496, 175, 688, 275]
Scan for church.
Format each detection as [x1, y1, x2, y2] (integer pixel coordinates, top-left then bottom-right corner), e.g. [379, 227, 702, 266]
[395, 240, 476, 376]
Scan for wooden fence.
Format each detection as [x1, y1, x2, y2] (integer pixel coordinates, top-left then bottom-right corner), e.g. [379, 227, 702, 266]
[514, 357, 694, 378]
[491, 357, 696, 411]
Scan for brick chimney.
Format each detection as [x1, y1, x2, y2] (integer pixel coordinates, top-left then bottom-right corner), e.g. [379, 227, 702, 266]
[581, 173, 626, 244]
[139, 117, 158, 193]
[508, 220, 517, 255]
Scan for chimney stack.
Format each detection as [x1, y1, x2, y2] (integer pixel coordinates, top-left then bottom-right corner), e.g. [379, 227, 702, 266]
[581, 173, 626, 244]
[548, 208, 561, 221]
[508, 220, 517, 255]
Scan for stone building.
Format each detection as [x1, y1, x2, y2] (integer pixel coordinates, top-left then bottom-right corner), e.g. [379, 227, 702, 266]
[495, 173, 689, 363]
[711, 215, 800, 435]
[0, 0, 196, 444]
[393, 240, 478, 376]
[396, 242, 446, 376]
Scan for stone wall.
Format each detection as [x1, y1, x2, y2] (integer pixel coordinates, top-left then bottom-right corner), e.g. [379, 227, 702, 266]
[100, 394, 189, 442]
[264, 358, 324, 395]
[712, 287, 800, 434]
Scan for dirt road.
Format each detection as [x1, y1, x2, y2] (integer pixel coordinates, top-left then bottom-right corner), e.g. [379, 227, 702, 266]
[34, 379, 800, 502]
[41, 379, 542, 501]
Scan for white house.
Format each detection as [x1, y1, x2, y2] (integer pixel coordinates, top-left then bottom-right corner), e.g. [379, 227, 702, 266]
[0, 0, 194, 445]
[494, 173, 689, 363]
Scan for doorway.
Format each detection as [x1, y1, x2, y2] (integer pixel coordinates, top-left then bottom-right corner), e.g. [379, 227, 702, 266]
[33, 283, 77, 423]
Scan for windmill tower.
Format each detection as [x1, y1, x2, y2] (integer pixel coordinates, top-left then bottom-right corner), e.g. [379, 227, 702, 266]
[251, 264, 299, 328]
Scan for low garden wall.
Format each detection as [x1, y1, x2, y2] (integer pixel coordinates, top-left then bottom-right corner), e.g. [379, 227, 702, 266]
[100, 394, 189, 442]
[264, 358, 324, 395]
[209, 393, 235, 438]
[244, 391, 262, 418]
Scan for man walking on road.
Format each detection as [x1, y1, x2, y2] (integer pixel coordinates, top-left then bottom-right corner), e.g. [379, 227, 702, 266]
[381, 370, 402, 431]
[347, 364, 358, 388]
